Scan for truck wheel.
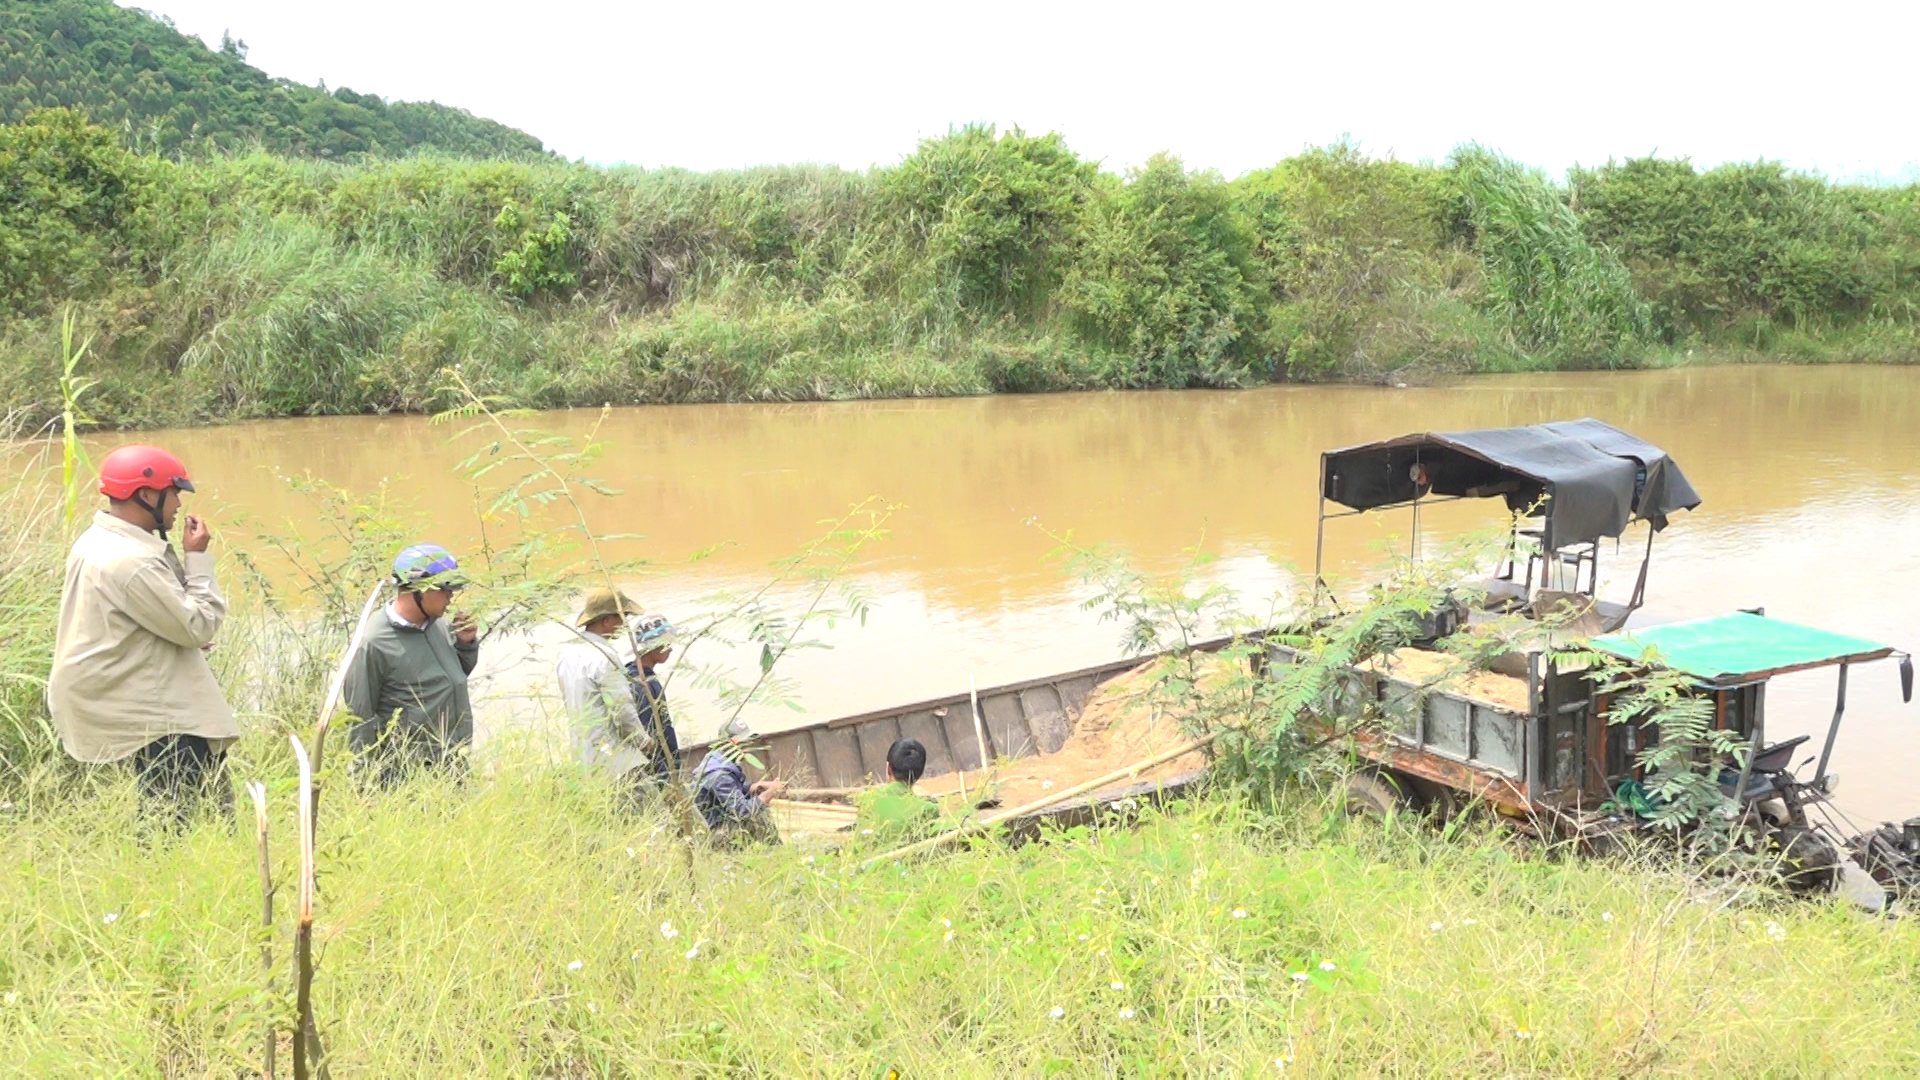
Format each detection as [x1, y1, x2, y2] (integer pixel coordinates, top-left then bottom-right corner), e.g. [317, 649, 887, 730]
[1345, 770, 1416, 820]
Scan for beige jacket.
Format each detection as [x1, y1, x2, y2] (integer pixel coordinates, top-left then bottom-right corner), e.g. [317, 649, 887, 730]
[47, 513, 238, 763]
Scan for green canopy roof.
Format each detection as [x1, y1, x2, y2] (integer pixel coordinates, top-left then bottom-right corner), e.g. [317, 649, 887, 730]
[1590, 612, 1893, 685]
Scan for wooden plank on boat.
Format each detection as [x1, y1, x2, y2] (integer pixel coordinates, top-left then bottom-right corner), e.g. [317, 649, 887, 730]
[981, 692, 1035, 761]
[855, 716, 903, 784]
[768, 798, 857, 840]
[766, 731, 820, 786]
[941, 706, 987, 772]
[1056, 675, 1099, 720]
[898, 710, 957, 777]
[1021, 684, 1072, 754]
[810, 725, 868, 788]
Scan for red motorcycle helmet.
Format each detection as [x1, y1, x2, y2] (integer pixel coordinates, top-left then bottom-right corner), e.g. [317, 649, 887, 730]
[98, 445, 196, 500]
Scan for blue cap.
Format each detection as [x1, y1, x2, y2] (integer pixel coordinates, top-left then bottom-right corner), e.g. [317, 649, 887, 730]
[391, 543, 465, 591]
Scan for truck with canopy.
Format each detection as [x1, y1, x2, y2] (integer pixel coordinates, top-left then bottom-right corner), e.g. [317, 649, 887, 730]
[1314, 418, 1701, 632]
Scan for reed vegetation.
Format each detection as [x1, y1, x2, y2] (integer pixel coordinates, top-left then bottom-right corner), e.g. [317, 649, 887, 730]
[5, 112, 1920, 429]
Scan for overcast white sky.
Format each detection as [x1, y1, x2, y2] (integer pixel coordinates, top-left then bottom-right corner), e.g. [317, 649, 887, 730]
[125, 0, 1919, 181]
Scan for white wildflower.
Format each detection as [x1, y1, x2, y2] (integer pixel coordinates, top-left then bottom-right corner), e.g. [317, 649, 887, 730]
[586, 1002, 598, 1014]
[660, 921, 678, 940]
[1460, 917, 1477, 925]
[942, 918, 952, 928]
[625, 847, 636, 858]
[102, 912, 119, 925]
[1078, 934, 1090, 942]
[1318, 961, 1336, 972]
[1234, 909, 1250, 920]
[1601, 911, 1614, 923]
[1765, 920, 1786, 941]
[1290, 971, 1309, 983]
[1049, 1006, 1065, 1020]
[1118, 1007, 1136, 1020]
[1515, 1026, 1533, 1040]
[2, 992, 15, 1005]
[1110, 980, 1125, 991]
[685, 940, 706, 960]
[1275, 1053, 1294, 1069]
[944, 930, 954, 942]
[567, 959, 583, 971]
[1429, 921, 1443, 931]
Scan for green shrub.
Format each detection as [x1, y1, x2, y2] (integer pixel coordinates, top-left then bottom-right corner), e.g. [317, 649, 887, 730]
[1063, 155, 1267, 388]
[881, 125, 1096, 316]
[1234, 142, 1471, 376]
[1572, 157, 1918, 339]
[0, 107, 143, 310]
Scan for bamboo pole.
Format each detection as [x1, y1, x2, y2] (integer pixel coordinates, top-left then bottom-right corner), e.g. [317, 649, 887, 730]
[289, 736, 317, 1080]
[863, 731, 1218, 868]
[311, 582, 385, 773]
[247, 782, 275, 1080]
[969, 674, 990, 769]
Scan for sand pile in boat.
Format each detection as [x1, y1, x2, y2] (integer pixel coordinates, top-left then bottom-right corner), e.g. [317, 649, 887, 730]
[1360, 647, 1532, 713]
[916, 658, 1221, 810]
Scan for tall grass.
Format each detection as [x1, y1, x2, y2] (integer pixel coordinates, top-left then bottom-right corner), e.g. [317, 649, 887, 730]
[8, 760, 1920, 1074]
[1450, 146, 1652, 366]
[0, 443, 64, 787]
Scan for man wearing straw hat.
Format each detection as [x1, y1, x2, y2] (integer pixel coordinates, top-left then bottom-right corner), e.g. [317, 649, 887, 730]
[556, 588, 656, 790]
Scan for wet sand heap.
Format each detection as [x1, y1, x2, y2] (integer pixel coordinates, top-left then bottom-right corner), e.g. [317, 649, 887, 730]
[917, 659, 1217, 809]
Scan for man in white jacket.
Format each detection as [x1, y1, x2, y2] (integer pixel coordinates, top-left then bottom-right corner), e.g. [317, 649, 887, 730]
[555, 588, 653, 788]
[48, 444, 236, 827]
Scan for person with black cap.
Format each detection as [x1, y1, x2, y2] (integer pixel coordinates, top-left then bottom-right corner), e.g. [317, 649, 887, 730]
[854, 737, 940, 839]
[48, 445, 235, 827]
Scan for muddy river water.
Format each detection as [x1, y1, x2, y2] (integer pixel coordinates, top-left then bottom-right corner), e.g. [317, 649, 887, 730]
[121, 365, 1920, 822]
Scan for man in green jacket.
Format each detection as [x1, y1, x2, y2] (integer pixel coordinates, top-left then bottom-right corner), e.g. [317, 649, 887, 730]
[342, 544, 480, 785]
[855, 738, 939, 839]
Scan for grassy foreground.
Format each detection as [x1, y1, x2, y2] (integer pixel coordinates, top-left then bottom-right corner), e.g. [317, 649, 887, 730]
[5, 767, 1920, 1076]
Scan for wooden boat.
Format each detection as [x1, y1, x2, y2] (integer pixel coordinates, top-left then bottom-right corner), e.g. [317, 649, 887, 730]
[677, 642, 1227, 827]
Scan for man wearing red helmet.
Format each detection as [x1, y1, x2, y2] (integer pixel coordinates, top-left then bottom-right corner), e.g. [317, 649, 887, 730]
[48, 445, 236, 826]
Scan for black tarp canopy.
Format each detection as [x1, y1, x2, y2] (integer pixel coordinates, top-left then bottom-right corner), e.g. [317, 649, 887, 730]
[1319, 419, 1701, 551]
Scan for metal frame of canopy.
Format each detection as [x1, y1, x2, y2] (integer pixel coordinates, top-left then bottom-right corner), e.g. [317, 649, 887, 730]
[1311, 420, 1699, 627]
[1589, 609, 1915, 804]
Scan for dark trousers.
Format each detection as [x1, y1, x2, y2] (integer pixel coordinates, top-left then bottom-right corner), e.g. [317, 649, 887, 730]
[130, 734, 231, 830]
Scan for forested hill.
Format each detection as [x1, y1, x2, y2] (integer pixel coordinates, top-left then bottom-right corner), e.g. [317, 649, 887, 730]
[0, 0, 546, 157]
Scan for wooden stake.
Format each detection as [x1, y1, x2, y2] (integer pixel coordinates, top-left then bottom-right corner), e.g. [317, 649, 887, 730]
[247, 782, 275, 1080]
[863, 732, 1218, 868]
[289, 736, 317, 1080]
[969, 675, 990, 770]
[312, 582, 385, 774]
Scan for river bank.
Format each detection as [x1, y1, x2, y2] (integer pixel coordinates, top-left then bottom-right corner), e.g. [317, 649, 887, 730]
[6, 112, 1920, 431]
